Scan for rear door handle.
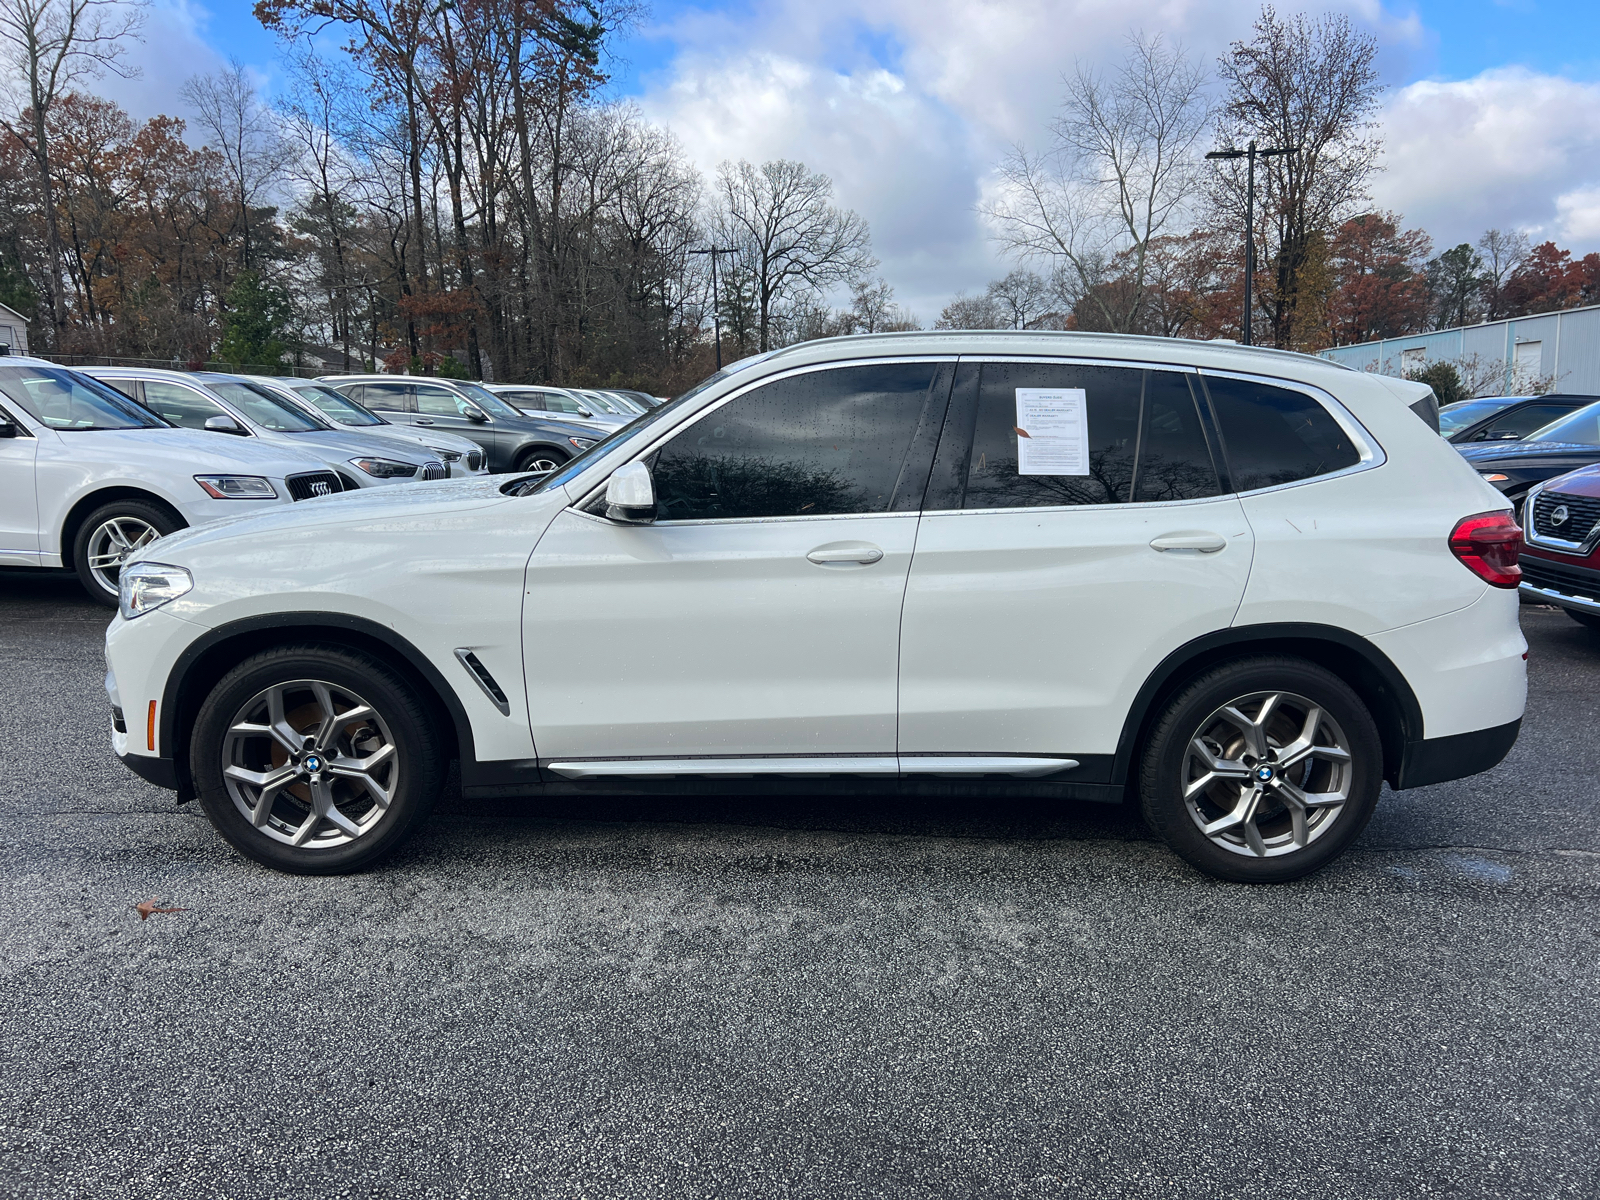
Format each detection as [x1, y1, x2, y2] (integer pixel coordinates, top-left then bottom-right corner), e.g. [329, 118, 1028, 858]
[807, 546, 884, 565]
[1150, 532, 1228, 553]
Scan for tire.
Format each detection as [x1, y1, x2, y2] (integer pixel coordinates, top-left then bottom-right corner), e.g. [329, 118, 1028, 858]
[1566, 609, 1600, 633]
[1139, 656, 1383, 883]
[189, 644, 445, 875]
[516, 446, 568, 474]
[72, 498, 185, 607]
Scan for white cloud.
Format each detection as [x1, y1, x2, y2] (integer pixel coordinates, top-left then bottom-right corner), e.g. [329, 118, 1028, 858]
[1374, 68, 1600, 252]
[637, 0, 1430, 319]
[91, 0, 230, 121]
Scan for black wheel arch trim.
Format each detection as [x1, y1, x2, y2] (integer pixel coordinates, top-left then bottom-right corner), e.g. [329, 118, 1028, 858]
[1111, 622, 1427, 791]
[155, 611, 481, 797]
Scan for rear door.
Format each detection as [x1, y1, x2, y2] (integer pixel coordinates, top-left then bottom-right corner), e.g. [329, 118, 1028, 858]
[897, 358, 1254, 774]
[0, 397, 39, 563]
[349, 382, 414, 426]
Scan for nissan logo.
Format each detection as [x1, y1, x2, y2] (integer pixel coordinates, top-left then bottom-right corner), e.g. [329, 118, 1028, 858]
[1551, 504, 1570, 526]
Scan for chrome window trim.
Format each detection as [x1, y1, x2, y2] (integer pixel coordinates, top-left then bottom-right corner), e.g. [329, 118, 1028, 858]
[1521, 481, 1600, 556]
[567, 354, 960, 514]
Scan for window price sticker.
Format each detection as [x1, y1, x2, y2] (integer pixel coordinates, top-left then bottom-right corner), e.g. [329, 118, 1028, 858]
[1014, 388, 1089, 475]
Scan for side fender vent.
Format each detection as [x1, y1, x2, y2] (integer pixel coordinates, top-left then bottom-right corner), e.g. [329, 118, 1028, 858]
[454, 649, 511, 716]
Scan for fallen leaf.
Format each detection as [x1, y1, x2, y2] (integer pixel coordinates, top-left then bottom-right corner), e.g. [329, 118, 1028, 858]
[1014, 426, 1031, 438]
[134, 898, 187, 921]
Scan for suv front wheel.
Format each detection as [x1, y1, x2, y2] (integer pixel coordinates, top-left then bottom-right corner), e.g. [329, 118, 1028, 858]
[1140, 657, 1383, 883]
[190, 644, 445, 874]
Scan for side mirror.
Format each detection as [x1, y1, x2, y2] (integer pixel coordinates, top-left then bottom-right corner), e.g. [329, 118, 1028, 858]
[464, 405, 489, 424]
[204, 414, 247, 435]
[578, 409, 593, 418]
[604, 462, 656, 525]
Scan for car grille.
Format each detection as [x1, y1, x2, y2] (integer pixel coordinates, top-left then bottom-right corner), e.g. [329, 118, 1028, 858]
[422, 461, 446, 480]
[1520, 555, 1600, 599]
[287, 471, 344, 501]
[1531, 491, 1600, 543]
[466, 450, 483, 471]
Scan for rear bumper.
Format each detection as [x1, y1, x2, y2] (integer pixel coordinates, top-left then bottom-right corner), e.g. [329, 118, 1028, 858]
[1394, 718, 1521, 790]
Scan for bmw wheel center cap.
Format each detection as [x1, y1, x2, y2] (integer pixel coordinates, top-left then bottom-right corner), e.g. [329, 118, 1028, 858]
[304, 753, 325, 773]
[1255, 765, 1275, 782]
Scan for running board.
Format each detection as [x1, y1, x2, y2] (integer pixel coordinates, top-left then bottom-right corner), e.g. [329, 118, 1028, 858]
[544, 756, 1078, 780]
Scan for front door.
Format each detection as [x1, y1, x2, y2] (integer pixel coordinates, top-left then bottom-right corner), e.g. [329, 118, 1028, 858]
[0, 400, 39, 563]
[522, 360, 952, 763]
[897, 360, 1254, 771]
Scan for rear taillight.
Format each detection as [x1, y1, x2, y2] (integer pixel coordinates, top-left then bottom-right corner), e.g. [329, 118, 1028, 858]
[1449, 511, 1523, 588]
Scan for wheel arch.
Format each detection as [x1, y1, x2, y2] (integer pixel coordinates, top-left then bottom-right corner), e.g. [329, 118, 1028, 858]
[513, 441, 569, 470]
[60, 486, 187, 563]
[1113, 623, 1424, 792]
[160, 612, 474, 800]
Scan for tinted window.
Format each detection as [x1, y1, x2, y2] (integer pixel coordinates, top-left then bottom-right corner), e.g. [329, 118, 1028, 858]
[0, 367, 164, 431]
[1203, 376, 1360, 492]
[651, 362, 941, 521]
[957, 363, 1219, 509]
[295, 385, 384, 426]
[206, 380, 325, 431]
[1527, 402, 1600, 446]
[1437, 396, 1515, 436]
[141, 379, 226, 429]
[1484, 403, 1581, 440]
[355, 382, 411, 412]
[415, 384, 474, 418]
[455, 382, 520, 417]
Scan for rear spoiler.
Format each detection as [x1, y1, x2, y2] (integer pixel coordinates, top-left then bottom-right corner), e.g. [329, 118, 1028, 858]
[1376, 376, 1441, 434]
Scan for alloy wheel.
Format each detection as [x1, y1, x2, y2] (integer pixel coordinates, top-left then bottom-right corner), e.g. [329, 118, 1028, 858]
[85, 516, 159, 596]
[220, 679, 400, 849]
[1182, 690, 1354, 858]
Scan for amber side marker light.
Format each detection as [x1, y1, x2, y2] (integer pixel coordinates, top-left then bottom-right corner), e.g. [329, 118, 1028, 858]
[146, 700, 157, 752]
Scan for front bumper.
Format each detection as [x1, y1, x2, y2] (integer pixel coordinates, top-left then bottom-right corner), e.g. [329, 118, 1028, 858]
[1518, 554, 1600, 616]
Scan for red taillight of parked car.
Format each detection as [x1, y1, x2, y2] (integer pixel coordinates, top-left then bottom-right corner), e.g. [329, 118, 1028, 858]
[1449, 511, 1523, 588]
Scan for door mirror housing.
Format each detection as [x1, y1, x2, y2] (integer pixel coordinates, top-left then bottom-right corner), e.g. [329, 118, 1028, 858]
[203, 414, 247, 435]
[464, 405, 489, 424]
[604, 462, 656, 524]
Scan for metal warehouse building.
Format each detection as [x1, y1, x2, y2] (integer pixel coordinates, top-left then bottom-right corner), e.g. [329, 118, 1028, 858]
[1320, 303, 1600, 395]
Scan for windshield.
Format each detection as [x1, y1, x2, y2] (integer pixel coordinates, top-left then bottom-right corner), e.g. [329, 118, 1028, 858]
[578, 391, 621, 414]
[205, 379, 330, 432]
[292, 384, 385, 427]
[455, 381, 520, 418]
[523, 368, 734, 495]
[1526, 402, 1600, 446]
[1437, 396, 1518, 436]
[0, 365, 167, 430]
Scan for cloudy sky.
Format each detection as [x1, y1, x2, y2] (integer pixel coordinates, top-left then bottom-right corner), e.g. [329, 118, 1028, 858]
[98, 0, 1600, 322]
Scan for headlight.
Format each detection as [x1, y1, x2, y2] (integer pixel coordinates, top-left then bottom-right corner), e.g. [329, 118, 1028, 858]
[349, 457, 419, 478]
[195, 474, 277, 499]
[429, 447, 463, 462]
[119, 562, 193, 620]
[567, 437, 597, 450]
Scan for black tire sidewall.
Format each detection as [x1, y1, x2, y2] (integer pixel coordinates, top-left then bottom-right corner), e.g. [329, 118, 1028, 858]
[517, 447, 567, 473]
[1141, 657, 1383, 884]
[190, 645, 443, 875]
[72, 499, 184, 606]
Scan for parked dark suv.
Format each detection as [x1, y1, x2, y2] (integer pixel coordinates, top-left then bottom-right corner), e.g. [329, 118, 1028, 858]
[322, 375, 603, 473]
[1455, 400, 1600, 514]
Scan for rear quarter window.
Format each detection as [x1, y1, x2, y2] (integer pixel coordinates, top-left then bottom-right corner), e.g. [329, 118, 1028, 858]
[1202, 376, 1361, 493]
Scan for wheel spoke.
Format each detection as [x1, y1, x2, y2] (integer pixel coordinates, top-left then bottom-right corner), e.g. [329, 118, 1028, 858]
[1202, 785, 1261, 837]
[265, 686, 308, 755]
[1189, 737, 1252, 778]
[1275, 778, 1346, 811]
[1219, 696, 1275, 760]
[289, 809, 323, 846]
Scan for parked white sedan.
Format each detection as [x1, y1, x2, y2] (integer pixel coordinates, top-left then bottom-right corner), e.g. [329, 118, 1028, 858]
[0, 356, 346, 604]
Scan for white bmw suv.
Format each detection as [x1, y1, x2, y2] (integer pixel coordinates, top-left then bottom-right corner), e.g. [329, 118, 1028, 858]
[103, 332, 1528, 882]
[0, 356, 354, 605]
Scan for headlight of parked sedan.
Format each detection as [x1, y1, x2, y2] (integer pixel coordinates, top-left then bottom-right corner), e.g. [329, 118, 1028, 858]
[349, 457, 419, 478]
[195, 474, 277, 499]
[118, 562, 193, 620]
[567, 437, 597, 450]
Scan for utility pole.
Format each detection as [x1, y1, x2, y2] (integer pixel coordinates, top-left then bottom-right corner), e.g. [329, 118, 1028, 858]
[1205, 139, 1297, 346]
[690, 246, 736, 369]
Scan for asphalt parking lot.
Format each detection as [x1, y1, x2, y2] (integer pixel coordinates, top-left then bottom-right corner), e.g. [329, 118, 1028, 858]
[1, 569, 1597, 1200]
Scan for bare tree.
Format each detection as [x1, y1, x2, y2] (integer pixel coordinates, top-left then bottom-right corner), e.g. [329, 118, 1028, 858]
[714, 159, 873, 353]
[849, 277, 917, 333]
[935, 291, 1002, 330]
[985, 269, 1052, 329]
[0, 0, 144, 342]
[1213, 6, 1383, 349]
[1477, 228, 1529, 321]
[984, 33, 1209, 334]
[182, 59, 293, 270]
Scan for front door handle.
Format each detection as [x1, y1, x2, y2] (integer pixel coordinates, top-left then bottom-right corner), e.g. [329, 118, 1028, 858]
[807, 546, 884, 566]
[1150, 531, 1228, 553]
[415, 418, 435, 425]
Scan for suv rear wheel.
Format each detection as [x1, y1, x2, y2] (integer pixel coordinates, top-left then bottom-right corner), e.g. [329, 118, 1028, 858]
[1140, 657, 1383, 883]
[72, 498, 185, 606]
[189, 644, 445, 874]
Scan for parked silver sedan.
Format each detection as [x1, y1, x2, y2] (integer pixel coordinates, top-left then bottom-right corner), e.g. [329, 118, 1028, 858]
[84, 368, 444, 488]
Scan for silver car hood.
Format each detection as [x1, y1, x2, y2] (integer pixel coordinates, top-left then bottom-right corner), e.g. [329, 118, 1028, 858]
[274, 429, 438, 466]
